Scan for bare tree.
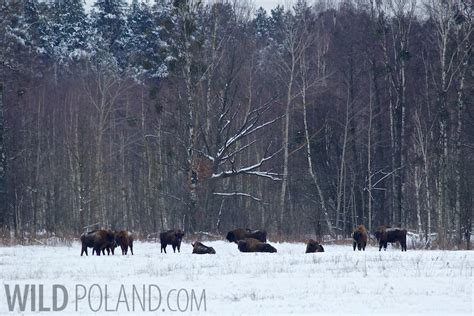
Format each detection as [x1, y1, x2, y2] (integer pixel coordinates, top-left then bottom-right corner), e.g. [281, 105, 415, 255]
[425, 0, 472, 246]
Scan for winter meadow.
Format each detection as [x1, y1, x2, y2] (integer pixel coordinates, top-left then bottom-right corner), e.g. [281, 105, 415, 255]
[0, 0, 473, 315]
[0, 239, 471, 314]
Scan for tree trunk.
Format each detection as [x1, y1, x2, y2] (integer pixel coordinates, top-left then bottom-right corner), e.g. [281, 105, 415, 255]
[301, 54, 335, 238]
[414, 162, 423, 237]
[279, 54, 294, 235]
[367, 71, 373, 233]
[0, 83, 7, 229]
[455, 50, 468, 246]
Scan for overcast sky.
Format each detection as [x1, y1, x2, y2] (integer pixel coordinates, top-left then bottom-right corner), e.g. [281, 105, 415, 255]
[245, 0, 296, 11]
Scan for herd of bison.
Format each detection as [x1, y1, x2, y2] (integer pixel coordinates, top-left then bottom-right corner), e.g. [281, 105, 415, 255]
[80, 225, 408, 256]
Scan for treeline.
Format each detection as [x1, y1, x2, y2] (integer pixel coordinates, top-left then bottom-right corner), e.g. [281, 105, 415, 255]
[0, 0, 472, 248]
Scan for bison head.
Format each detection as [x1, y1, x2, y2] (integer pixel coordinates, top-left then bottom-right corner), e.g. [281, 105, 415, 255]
[237, 240, 248, 252]
[174, 230, 185, 241]
[226, 231, 236, 243]
[260, 243, 277, 253]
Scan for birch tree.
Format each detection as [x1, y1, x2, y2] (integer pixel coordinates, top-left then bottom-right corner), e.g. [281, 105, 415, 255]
[375, 0, 416, 227]
[425, 0, 472, 246]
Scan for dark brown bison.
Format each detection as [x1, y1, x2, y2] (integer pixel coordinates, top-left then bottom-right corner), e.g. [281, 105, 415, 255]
[237, 238, 277, 253]
[352, 225, 368, 251]
[226, 228, 267, 243]
[115, 230, 134, 255]
[374, 225, 391, 242]
[80, 230, 116, 256]
[160, 229, 185, 253]
[377, 227, 407, 251]
[192, 241, 216, 254]
[305, 239, 325, 253]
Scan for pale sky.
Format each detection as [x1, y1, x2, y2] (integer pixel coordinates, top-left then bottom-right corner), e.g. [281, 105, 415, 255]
[248, 0, 296, 12]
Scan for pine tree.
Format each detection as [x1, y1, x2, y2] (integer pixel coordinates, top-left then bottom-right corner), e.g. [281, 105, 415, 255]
[254, 7, 270, 39]
[90, 0, 129, 71]
[48, 0, 90, 67]
[126, 0, 168, 80]
[22, 0, 49, 55]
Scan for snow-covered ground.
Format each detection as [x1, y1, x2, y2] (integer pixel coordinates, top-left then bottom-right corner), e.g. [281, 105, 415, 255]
[0, 240, 472, 315]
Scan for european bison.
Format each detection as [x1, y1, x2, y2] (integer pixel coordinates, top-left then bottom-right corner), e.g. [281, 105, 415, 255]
[305, 239, 325, 253]
[237, 238, 277, 253]
[226, 228, 267, 243]
[80, 230, 116, 256]
[377, 227, 407, 251]
[115, 230, 134, 255]
[374, 225, 391, 243]
[160, 229, 185, 253]
[352, 225, 368, 251]
[192, 241, 216, 254]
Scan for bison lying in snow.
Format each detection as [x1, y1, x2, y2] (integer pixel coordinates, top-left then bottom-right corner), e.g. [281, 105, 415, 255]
[80, 230, 116, 256]
[226, 228, 267, 243]
[160, 229, 185, 253]
[115, 230, 134, 255]
[377, 227, 407, 251]
[192, 242, 216, 254]
[237, 238, 277, 253]
[305, 239, 325, 253]
[352, 225, 368, 251]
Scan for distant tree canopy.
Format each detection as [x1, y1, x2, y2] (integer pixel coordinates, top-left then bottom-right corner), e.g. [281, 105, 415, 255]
[0, 0, 472, 249]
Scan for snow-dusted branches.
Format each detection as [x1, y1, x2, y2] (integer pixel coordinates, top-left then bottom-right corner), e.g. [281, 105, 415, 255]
[211, 145, 282, 180]
[195, 93, 283, 181]
[213, 192, 262, 201]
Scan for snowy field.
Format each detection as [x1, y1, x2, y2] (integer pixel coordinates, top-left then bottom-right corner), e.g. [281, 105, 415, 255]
[0, 240, 472, 315]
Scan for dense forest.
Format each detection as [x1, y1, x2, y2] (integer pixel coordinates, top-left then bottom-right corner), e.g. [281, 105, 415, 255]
[0, 0, 472, 248]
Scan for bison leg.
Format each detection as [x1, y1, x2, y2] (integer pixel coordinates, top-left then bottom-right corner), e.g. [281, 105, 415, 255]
[130, 244, 133, 255]
[95, 247, 101, 256]
[362, 242, 366, 251]
[172, 245, 176, 253]
[379, 243, 383, 251]
[358, 243, 362, 251]
[401, 241, 407, 251]
[177, 244, 181, 253]
[81, 246, 88, 256]
[161, 245, 167, 254]
[353, 241, 356, 251]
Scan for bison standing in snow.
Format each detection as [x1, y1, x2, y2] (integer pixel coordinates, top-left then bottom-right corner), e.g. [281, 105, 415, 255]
[115, 230, 134, 255]
[226, 228, 267, 243]
[237, 238, 277, 253]
[305, 239, 325, 253]
[192, 241, 216, 254]
[80, 230, 116, 256]
[377, 227, 407, 251]
[374, 225, 391, 243]
[352, 225, 368, 251]
[160, 229, 185, 253]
